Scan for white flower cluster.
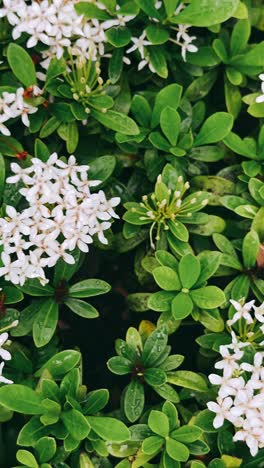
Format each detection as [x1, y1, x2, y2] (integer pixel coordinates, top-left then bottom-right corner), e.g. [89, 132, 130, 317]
[0, 153, 120, 286]
[256, 73, 264, 104]
[0, 0, 135, 70]
[0, 87, 39, 136]
[207, 299, 264, 457]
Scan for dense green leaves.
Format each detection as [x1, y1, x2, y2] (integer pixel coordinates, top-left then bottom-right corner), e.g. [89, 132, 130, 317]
[1, 1, 264, 465]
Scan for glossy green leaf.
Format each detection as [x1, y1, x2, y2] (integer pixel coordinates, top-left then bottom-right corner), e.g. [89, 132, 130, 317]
[7, 43, 36, 86]
[33, 298, 58, 348]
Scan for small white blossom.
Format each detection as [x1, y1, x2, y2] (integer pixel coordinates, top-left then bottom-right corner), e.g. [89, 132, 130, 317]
[227, 299, 255, 326]
[253, 302, 264, 323]
[126, 32, 152, 59]
[0, 362, 13, 385]
[256, 74, 264, 104]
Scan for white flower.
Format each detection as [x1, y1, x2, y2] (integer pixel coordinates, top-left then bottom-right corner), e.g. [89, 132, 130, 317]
[138, 55, 156, 73]
[0, 362, 13, 385]
[256, 74, 264, 104]
[126, 32, 152, 59]
[227, 331, 250, 353]
[253, 302, 264, 323]
[214, 345, 243, 375]
[209, 372, 245, 399]
[241, 353, 264, 381]
[227, 299, 255, 326]
[207, 397, 234, 428]
[0, 333, 11, 361]
[233, 421, 263, 456]
[180, 34, 198, 62]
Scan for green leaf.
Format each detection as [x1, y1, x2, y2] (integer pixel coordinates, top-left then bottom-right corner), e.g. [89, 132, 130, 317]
[35, 437, 56, 463]
[224, 79, 242, 119]
[7, 44, 36, 86]
[87, 416, 130, 442]
[172, 292, 193, 320]
[172, 425, 202, 443]
[65, 298, 99, 319]
[33, 298, 58, 348]
[88, 155, 116, 186]
[18, 279, 54, 297]
[152, 84, 182, 128]
[40, 116, 61, 138]
[17, 416, 49, 446]
[197, 252, 222, 284]
[230, 19, 251, 56]
[154, 383, 180, 403]
[168, 220, 189, 242]
[3, 285, 23, 304]
[223, 132, 257, 158]
[185, 70, 218, 101]
[160, 107, 181, 146]
[131, 94, 151, 127]
[145, 25, 169, 44]
[75, 2, 111, 19]
[83, 389, 109, 415]
[179, 254, 201, 289]
[199, 308, 225, 332]
[174, 0, 239, 27]
[107, 356, 132, 375]
[213, 38, 228, 62]
[166, 438, 189, 462]
[164, 0, 178, 17]
[105, 26, 131, 47]
[35, 350, 81, 378]
[153, 266, 181, 291]
[0, 385, 43, 415]
[142, 435, 164, 455]
[16, 450, 38, 468]
[124, 379, 145, 422]
[242, 230, 259, 268]
[144, 368, 167, 386]
[148, 291, 175, 312]
[68, 279, 111, 298]
[148, 410, 169, 437]
[149, 46, 168, 78]
[142, 327, 168, 367]
[160, 355, 184, 372]
[190, 286, 225, 309]
[91, 109, 139, 135]
[109, 48, 124, 84]
[167, 371, 208, 392]
[194, 113, 233, 147]
[61, 409, 90, 440]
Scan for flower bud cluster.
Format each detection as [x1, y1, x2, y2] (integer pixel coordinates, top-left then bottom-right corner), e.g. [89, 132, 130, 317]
[0, 153, 120, 286]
